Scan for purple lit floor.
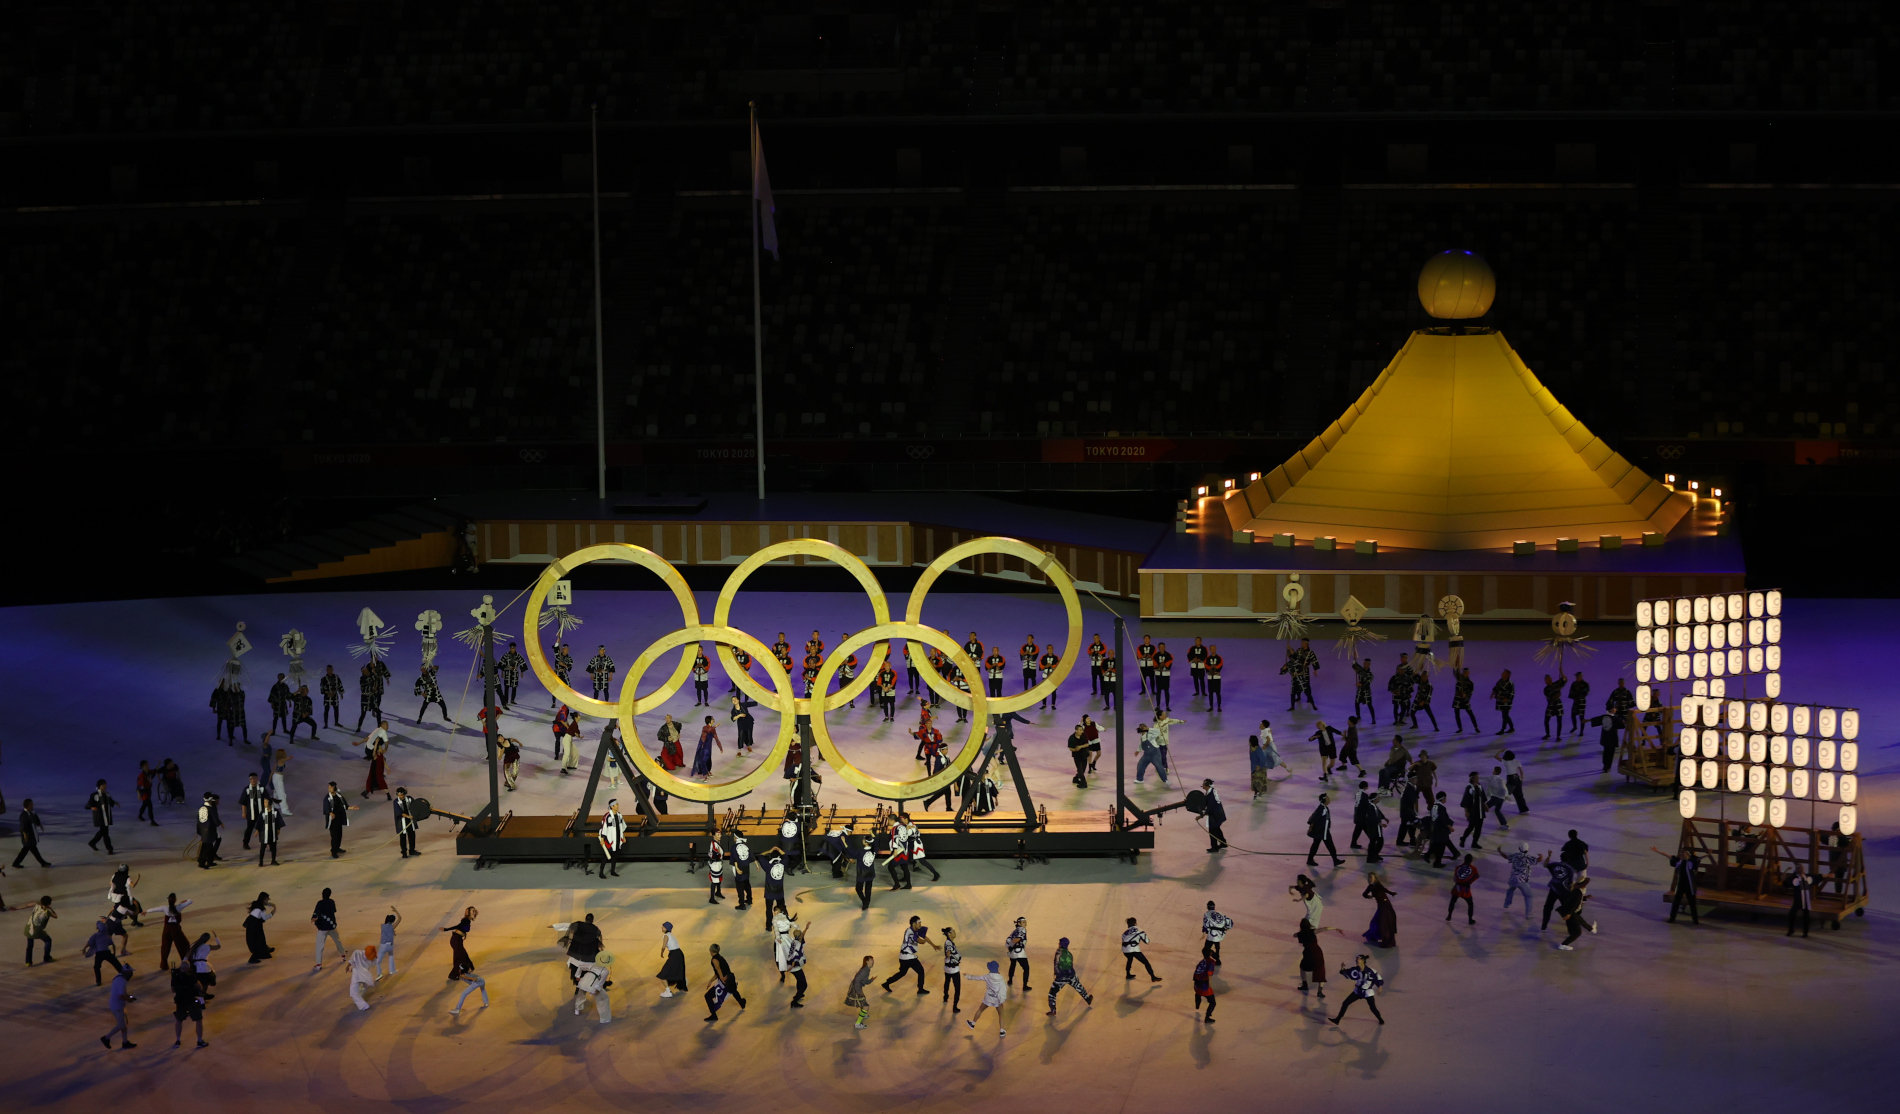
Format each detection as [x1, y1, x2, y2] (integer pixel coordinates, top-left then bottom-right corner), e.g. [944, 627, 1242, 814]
[0, 589, 1891, 1112]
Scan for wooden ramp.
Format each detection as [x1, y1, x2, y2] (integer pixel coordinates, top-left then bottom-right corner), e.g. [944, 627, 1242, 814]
[455, 804, 1147, 868]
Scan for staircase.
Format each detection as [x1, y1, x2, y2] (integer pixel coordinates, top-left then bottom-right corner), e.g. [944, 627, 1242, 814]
[225, 503, 463, 583]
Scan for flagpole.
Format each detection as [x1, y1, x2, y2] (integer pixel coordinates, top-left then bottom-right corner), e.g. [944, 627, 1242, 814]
[750, 101, 767, 501]
[591, 103, 607, 502]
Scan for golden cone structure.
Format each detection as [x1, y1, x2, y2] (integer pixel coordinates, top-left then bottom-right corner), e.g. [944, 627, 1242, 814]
[1223, 328, 1691, 550]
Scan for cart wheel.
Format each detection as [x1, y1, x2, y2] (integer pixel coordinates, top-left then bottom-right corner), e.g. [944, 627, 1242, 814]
[1830, 919, 1841, 930]
[1855, 908, 1865, 917]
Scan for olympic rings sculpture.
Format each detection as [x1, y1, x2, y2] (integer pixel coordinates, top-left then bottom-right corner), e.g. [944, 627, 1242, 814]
[521, 536, 1084, 804]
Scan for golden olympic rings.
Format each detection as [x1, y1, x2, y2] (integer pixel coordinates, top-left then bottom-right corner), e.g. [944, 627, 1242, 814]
[520, 535, 1083, 804]
[618, 626, 797, 802]
[905, 537, 1083, 715]
[710, 539, 890, 714]
[809, 624, 989, 800]
[523, 544, 699, 719]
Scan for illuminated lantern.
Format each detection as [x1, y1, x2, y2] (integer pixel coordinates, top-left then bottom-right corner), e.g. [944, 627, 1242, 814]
[1679, 759, 1698, 787]
[1675, 627, 1692, 653]
[1636, 658, 1652, 683]
[1765, 673, 1782, 698]
[1709, 623, 1726, 650]
[1708, 678, 1727, 698]
[1747, 591, 1764, 618]
[1818, 708, 1837, 737]
[1770, 705, 1788, 733]
[1839, 774, 1858, 804]
[1726, 649, 1744, 675]
[1727, 593, 1745, 619]
[1769, 767, 1787, 797]
[1839, 805, 1857, 836]
[1791, 737, 1810, 767]
[1769, 798, 1787, 828]
[1692, 625, 1709, 651]
[1692, 653, 1708, 677]
[1766, 617, 1781, 643]
[1727, 764, 1746, 793]
[1727, 701, 1746, 729]
[1678, 789, 1696, 819]
[1654, 656, 1671, 681]
[1840, 742, 1858, 772]
[1637, 601, 1653, 627]
[1675, 653, 1692, 679]
[1675, 598, 1692, 625]
[1748, 619, 1764, 645]
[1817, 740, 1836, 769]
[1747, 647, 1764, 673]
[1766, 646, 1781, 671]
[1710, 595, 1728, 622]
[1747, 766, 1766, 795]
[1694, 596, 1710, 623]
[1747, 734, 1767, 763]
[1791, 706, 1811, 735]
[1746, 797, 1766, 826]
[1679, 729, 1699, 757]
[1766, 589, 1782, 615]
[1637, 629, 1653, 654]
[1749, 704, 1768, 732]
[1726, 732, 1746, 761]
[1817, 772, 1835, 801]
[1700, 763, 1719, 790]
[1791, 770, 1809, 798]
[1770, 736, 1788, 765]
[1635, 685, 1651, 710]
[1841, 710, 1859, 740]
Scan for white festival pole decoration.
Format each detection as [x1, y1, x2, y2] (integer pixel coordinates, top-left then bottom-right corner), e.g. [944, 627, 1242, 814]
[278, 628, 308, 688]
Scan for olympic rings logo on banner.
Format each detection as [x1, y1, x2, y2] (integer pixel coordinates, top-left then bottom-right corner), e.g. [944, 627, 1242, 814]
[520, 537, 1085, 804]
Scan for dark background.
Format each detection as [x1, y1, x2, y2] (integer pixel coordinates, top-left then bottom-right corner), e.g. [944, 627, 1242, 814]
[2, 1, 1892, 601]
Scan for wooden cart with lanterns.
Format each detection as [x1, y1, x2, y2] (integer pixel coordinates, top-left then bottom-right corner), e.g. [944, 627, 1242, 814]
[1618, 705, 1676, 790]
[1665, 817, 1869, 928]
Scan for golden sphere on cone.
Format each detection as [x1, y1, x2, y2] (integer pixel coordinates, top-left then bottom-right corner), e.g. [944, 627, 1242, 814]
[1417, 250, 1496, 319]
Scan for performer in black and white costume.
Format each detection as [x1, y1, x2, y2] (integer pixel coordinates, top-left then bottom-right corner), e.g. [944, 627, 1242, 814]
[254, 797, 281, 866]
[194, 791, 222, 870]
[1005, 916, 1030, 992]
[392, 788, 419, 859]
[880, 916, 936, 994]
[1122, 917, 1162, 981]
[761, 854, 788, 930]
[1329, 955, 1386, 1025]
[239, 774, 271, 852]
[413, 665, 449, 725]
[899, 813, 940, 883]
[727, 832, 753, 909]
[821, 821, 855, 878]
[496, 642, 528, 709]
[853, 844, 878, 910]
[587, 800, 625, 879]
[773, 912, 807, 1007]
[319, 665, 345, 728]
[1201, 901, 1233, 966]
[586, 646, 615, 701]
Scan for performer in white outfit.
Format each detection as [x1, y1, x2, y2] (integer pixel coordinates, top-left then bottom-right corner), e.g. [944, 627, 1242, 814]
[573, 955, 613, 1023]
[347, 945, 377, 1011]
[962, 959, 1009, 1036]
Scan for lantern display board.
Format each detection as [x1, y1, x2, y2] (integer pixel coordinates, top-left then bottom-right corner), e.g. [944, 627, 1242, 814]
[1637, 590, 1870, 927]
